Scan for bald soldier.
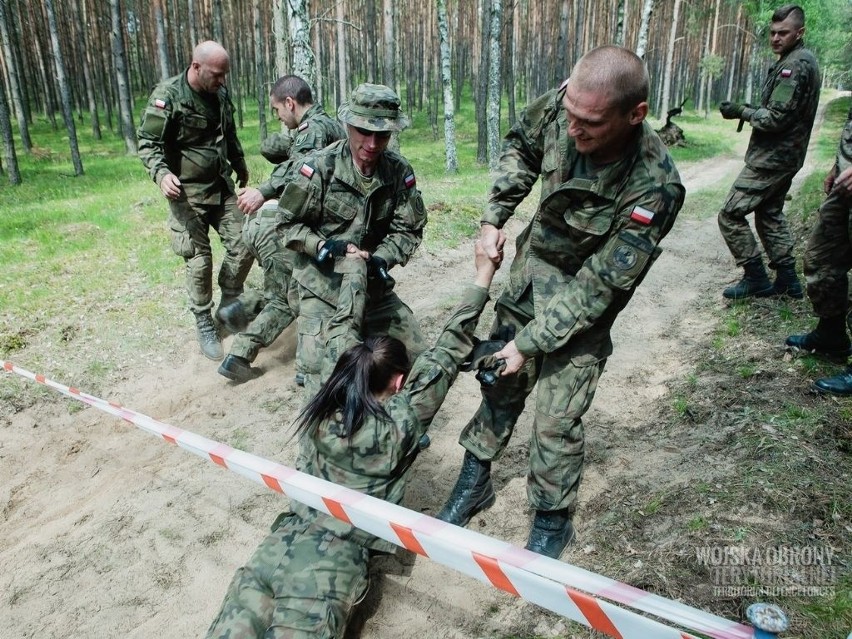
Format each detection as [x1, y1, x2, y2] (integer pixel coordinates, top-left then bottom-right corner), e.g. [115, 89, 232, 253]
[437, 46, 685, 559]
[138, 41, 253, 360]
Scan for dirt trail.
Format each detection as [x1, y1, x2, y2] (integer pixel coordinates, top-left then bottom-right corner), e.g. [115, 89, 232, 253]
[0, 104, 831, 639]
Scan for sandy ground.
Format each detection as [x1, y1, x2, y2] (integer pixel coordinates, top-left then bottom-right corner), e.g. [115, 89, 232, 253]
[0, 108, 829, 639]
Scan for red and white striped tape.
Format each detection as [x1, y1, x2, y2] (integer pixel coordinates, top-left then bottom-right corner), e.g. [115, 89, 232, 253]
[2, 360, 757, 639]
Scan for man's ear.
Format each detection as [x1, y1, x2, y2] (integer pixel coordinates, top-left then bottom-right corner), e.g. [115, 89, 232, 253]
[391, 372, 405, 394]
[628, 101, 649, 126]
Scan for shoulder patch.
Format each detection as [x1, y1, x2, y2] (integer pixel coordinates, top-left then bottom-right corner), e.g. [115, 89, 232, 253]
[299, 164, 315, 179]
[780, 68, 792, 78]
[298, 121, 309, 131]
[404, 173, 416, 189]
[630, 205, 655, 225]
[154, 98, 167, 109]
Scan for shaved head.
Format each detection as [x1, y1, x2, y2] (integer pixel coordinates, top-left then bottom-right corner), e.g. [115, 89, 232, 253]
[188, 41, 230, 94]
[570, 46, 649, 114]
[193, 40, 229, 65]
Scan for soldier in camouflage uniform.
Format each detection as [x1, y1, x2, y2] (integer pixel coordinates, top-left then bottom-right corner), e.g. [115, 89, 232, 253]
[717, 4, 820, 300]
[205, 243, 501, 639]
[786, 105, 852, 394]
[217, 76, 346, 384]
[137, 41, 253, 361]
[437, 46, 685, 559]
[276, 84, 428, 397]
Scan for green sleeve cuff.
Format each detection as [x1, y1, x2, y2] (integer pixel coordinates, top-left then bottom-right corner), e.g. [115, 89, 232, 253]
[513, 330, 541, 358]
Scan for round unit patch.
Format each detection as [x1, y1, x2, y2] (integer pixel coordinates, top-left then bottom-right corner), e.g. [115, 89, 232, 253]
[612, 244, 638, 270]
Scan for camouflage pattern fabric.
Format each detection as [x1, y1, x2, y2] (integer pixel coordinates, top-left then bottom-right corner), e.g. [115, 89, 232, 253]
[137, 70, 252, 312]
[207, 267, 491, 637]
[229, 205, 297, 361]
[205, 513, 369, 639]
[293, 260, 492, 551]
[260, 131, 293, 164]
[718, 41, 820, 268]
[718, 165, 796, 267]
[802, 107, 852, 322]
[276, 139, 428, 392]
[258, 104, 347, 199]
[465, 86, 684, 512]
[230, 105, 346, 363]
[742, 41, 820, 172]
[337, 84, 410, 132]
[138, 70, 247, 204]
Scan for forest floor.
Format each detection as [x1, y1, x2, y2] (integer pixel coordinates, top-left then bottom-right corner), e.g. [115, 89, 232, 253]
[1, 101, 849, 639]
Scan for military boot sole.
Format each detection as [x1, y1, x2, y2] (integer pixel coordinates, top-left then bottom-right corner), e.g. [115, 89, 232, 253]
[722, 284, 774, 300]
[218, 361, 262, 383]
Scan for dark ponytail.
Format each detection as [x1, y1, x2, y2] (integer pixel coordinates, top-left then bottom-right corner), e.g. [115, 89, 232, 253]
[295, 336, 410, 438]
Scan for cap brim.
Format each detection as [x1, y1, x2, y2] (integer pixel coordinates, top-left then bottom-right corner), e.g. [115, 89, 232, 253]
[338, 103, 409, 132]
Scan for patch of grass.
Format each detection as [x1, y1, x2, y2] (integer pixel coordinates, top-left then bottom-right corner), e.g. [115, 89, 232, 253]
[229, 427, 251, 451]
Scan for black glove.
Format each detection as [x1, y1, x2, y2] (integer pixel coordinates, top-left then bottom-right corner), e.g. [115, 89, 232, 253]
[719, 101, 746, 120]
[366, 255, 390, 281]
[316, 238, 349, 263]
[462, 337, 507, 387]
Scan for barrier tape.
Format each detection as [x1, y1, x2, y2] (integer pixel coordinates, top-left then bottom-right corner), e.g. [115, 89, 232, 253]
[2, 360, 757, 639]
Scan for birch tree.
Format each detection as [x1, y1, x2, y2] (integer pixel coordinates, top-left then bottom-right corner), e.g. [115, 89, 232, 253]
[635, 0, 655, 59]
[382, 0, 396, 89]
[0, 0, 30, 153]
[436, 0, 457, 173]
[286, 0, 315, 89]
[253, 0, 267, 141]
[45, 0, 83, 175]
[487, 0, 503, 173]
[659, 0, 682, 119]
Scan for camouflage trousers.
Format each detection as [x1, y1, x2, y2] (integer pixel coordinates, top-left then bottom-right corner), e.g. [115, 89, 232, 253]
[803, 189, 852, 323]
[459, 285, 606, 512]
[718, 164, 797, 268]
[230, 204, 299, 363]
[295, 283, 426, 398]
[205, 513, 369, 639]
[167, 193, 254, 313]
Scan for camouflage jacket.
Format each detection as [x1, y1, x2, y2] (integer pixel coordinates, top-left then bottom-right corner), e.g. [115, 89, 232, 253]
[744, 41, 820, 172]
[137, 70, 246, 205]
[277, 140, 427, 304]
[293, 259, 489, 552]
[257, 104, 347, 199]
[483, 87, 685, 364]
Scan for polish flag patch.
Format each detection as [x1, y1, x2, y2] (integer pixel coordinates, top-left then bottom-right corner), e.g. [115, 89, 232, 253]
[300, 164, 315, 179]
[154, 98, 167, 109]
[298, 121, 309, 131]
[780, 68, 792, 78]
[404, 173, 416, 189]
[630, 205, 655, 225]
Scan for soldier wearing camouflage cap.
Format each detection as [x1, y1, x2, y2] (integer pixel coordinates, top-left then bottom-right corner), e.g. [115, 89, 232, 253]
[786, 105, 852, 394]
[217, 75, 346, 384]
[275, 83, 427, 397]
[437, 46, 685, 559]
[137, 41, 254, 361]
[717, 4, 820, 300]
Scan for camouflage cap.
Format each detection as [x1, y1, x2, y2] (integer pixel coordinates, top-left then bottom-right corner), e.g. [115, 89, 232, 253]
[338, 83, 410, 132]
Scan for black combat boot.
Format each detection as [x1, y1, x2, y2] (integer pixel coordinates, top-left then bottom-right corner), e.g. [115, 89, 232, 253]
[194, 311, 223, 360]
[436, 451, 495, 527]
[218, 354, 262, 383]
[723, 258, 773, 300]
[525, 508, 576, 559]
[772, 264, 804, 299]
[785, 316, 851, 360]
[216, 299, 250, 335]
[813, 366, 852, 396]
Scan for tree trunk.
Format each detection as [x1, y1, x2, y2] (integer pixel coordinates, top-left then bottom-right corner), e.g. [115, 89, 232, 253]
[382, 0, 395, 90]
[286, 0, 315, 90]
[73, 0, 102, 140]
[476, 0, 491, 164]
[436, 0, 457, 173]
[0, 56, 20, 184]
[615, 0, 626, 47]
[0, 0, 31, 152]
[253, 0, 267, 141]
[110, 0, 138, 154]
[556, 0, 570, 80]
[487, 0, 503, 173]
[272, 0, 288, 77]
[155, 0, 170, 80]
[335, 0, 347, 102]
[659, 0, 682, 119]
[212, 0, 224, 44]
[635, 0, 654, 59]
[45, 0, 84, 175]
[187, 0, 198, 49]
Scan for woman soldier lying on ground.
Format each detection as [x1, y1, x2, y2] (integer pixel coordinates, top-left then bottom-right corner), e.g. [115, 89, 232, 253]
[206, 238, 505, 638]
